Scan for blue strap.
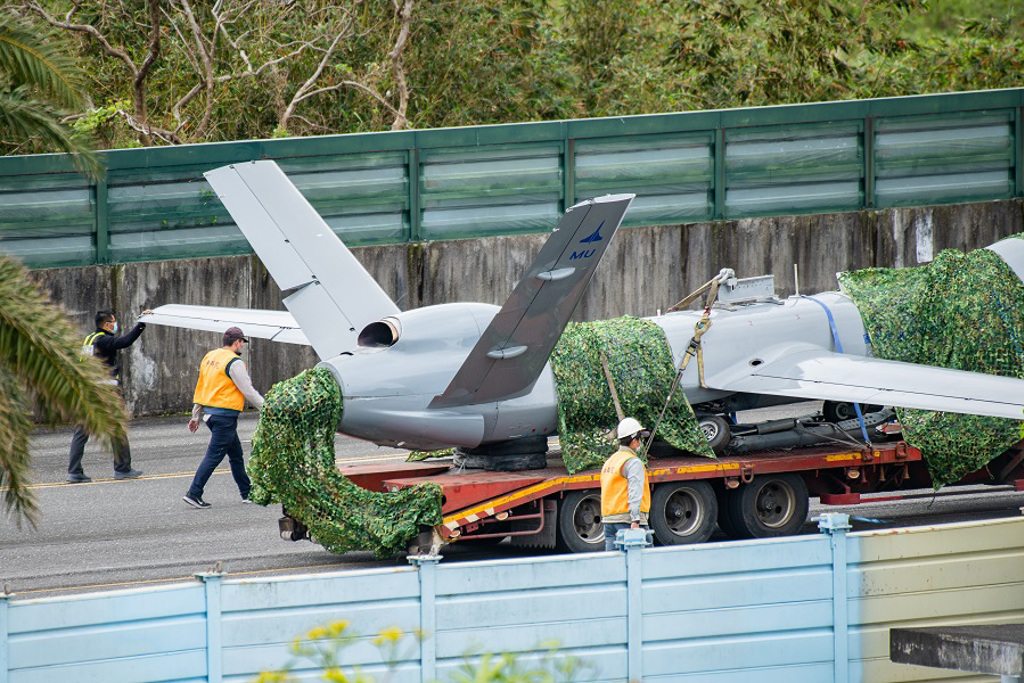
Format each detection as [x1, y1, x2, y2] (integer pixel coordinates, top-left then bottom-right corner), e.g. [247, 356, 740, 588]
[849, 515, 891, 524]
[801, 295, 871, 444]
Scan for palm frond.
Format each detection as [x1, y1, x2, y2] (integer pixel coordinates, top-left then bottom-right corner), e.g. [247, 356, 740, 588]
[0, 14, 86, 111]
[0, 256, 127, 524]
[0, 87, 103, 178]
[0, 367, 38, 528]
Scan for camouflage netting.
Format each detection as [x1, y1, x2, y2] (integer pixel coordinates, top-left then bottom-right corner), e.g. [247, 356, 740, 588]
[248, 367, 442, 558]
[551, 316, 715, 473]
[838, 236, 1024, 487]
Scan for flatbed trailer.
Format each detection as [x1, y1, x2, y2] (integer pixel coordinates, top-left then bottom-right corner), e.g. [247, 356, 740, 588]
[301, 440, 1024, 554]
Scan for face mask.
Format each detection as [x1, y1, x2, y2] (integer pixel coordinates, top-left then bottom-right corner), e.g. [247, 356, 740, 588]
[109, 322, 119, 334]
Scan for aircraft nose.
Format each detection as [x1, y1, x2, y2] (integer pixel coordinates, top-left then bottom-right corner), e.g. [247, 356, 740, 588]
[987, 237, 1024, 283]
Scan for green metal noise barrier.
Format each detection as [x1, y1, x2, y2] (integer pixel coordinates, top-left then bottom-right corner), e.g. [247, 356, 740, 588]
[1, 88, 1022, 269]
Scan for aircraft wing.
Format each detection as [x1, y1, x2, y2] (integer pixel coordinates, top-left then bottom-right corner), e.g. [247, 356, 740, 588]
[139, 304, 310, 345]
[705, 342, 1024, 420]
[204, 161, 399, 360]
[430, 193, 635, 408]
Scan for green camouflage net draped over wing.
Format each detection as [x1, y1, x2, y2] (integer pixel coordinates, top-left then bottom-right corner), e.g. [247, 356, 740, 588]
[550, 316, 714, 473]
[248, 367, 442, 558]
[838, 237, 1024, 487]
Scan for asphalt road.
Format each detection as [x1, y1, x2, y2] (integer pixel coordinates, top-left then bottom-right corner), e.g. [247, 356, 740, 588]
[3, 410, 1024, 601]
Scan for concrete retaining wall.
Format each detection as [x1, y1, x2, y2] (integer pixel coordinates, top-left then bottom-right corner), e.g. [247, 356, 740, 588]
[28, 200, 1024, 417]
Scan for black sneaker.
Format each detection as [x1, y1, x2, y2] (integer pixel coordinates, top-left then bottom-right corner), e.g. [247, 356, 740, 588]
[114, 469, 143, 479]
[66, 474, 92, 483]
[182, 493, 211, 509]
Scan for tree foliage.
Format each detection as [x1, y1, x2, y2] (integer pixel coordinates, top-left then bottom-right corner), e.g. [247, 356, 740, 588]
[3, 0, 1022, 149]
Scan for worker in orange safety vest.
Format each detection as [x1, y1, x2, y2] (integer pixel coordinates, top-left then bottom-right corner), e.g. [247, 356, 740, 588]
[600, 417, 651, 551]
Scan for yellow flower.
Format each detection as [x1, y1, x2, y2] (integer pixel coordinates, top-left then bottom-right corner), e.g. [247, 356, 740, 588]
[373, 625, 404, 645]
[327, 620, 350, 637]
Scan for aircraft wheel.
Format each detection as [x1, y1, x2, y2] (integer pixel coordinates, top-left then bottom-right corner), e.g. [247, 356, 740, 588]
[697, 415, 732, 454]
[459, 436, 549, 457]
[555, 490, 605, 553]
[823, 401, 882, 423]
[454, 450, 548, 471]
[723, 473, 809, 539]
[650, 481, 718, 545]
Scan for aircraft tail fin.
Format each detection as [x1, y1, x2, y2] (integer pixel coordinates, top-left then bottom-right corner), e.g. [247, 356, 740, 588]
[204, 161, 399, 359]
[430, 193, 634, 408]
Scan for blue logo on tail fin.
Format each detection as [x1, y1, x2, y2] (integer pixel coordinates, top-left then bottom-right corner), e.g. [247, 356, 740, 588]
[579, 221, 605, 244]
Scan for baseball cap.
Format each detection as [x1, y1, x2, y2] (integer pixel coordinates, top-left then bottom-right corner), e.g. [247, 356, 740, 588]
[223, 326, 249, 343]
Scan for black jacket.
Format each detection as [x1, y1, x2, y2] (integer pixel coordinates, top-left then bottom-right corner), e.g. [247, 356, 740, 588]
[89, 323, 146, 381]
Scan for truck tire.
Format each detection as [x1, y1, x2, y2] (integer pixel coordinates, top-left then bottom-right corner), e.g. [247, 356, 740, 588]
[722, 473, 809, 539]
[555, 490, 605, 553]
[650, 481, 718, 545]
[715, 486, 742, 538]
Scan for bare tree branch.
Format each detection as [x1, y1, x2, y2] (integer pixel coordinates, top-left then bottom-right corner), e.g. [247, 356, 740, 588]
[388, 0, 414, 130]
[20, 0, 162, 146]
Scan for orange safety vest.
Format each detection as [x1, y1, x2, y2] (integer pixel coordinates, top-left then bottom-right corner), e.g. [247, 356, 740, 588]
[600, 447, 651, 517]
[193, 347, 245, 411]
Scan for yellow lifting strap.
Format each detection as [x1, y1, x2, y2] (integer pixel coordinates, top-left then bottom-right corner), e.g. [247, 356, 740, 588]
[668, 271, 728, 389]
[642, 273, 727, 454]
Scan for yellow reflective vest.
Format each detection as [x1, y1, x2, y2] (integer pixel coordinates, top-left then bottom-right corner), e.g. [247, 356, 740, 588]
[600, 447, 651, 518]
[193, 348, 244, 411]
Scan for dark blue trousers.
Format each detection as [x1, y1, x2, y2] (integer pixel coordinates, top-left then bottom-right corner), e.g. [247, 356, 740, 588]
[187, 412, 251, 499]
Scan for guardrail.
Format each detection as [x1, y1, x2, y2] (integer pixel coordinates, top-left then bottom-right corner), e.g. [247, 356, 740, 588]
[1, 88, 1022, 268]
[3, 514, 1023, 682]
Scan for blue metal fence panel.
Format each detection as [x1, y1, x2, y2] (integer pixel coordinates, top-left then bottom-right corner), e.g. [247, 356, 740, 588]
[7, 584, 207, 683]
[5, 517, 1024, 682]
[218, 569, 422, 680]
[641, 537, 834, 680]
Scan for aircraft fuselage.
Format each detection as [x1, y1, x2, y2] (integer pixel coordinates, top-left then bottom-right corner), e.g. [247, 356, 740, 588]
[320, 292, 869, 451]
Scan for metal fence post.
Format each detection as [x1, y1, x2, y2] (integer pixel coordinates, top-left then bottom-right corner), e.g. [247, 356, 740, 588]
[196, 569, 225, 683]
[713, 128, 726, 220]
[864, 117, 876, 209]
[1, 588, 11, 683]
[94, 178, 109, 265]
[408, 147, 421, 242]
[409, 553, 441, 683]
[616, 528, 651, 683]
[818, 513, 851, 683]
[563, 138, 576, 213]
[1015, 106, 1023, 199]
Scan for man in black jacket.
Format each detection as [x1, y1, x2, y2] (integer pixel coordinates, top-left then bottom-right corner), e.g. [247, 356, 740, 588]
[67, 308, 151, 483]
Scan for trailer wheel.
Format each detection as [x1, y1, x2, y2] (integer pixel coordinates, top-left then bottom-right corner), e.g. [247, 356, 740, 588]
[555, 490, 605, 553]
[697, 415, 732, 454]
[723, 473, 809, 539]
[650, 481, 718, 545]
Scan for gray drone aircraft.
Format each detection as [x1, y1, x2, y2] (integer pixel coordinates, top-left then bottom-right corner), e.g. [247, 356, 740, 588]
[141, 160, 1024, 461]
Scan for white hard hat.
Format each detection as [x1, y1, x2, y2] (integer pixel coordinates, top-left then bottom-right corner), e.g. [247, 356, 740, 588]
[616, 417, 646, 440]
